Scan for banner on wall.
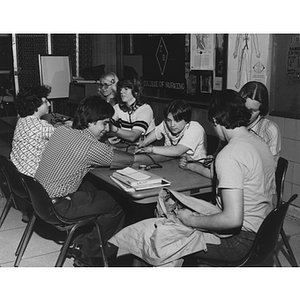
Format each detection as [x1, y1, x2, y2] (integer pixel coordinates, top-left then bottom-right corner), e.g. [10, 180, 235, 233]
[142, 34, 186, 91]
[227, 34, 270, 91]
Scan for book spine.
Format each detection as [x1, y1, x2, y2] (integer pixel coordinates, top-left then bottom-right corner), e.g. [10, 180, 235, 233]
[131, 179, 161, 187]
[112, 173, 134, 186]
[112, 172, 161, 187]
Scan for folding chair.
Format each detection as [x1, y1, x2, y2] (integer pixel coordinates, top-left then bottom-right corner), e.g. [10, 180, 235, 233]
[0, 155, 32, 229]
[16, 174, 108, 267]
[274, 157, 298, 266]
[183, 194, 298, 267]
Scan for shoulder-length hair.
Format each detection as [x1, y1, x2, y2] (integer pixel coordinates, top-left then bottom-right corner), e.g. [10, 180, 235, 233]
[163, 99, 192, 123]
[239, 81, 269, 116]
[208, 89, 251, 129]
[72, 95, 114, 129]
[117, 74, 146, 108]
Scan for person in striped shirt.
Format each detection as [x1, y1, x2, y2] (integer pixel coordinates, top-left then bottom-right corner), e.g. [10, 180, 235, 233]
[108, 74, 155, 144]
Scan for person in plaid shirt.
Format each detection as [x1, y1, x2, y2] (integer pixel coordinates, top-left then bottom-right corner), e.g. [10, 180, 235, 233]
[11, 85, 54, 177]
[35, 95, 137, 267]
[10, 85, 54, 223]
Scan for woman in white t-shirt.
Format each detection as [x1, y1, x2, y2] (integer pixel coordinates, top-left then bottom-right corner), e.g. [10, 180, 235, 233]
[137, 99, 207, 161]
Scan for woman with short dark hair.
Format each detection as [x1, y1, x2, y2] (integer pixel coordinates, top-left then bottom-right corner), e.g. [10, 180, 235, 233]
[137, 99, 207, 161]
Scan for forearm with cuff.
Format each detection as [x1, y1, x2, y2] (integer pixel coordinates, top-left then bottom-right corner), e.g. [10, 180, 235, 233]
[110, 149, 134, 169]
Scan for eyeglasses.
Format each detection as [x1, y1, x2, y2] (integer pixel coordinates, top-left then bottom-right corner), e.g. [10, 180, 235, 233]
[98, 83, 113, 90]
[42, 98, 49, 104]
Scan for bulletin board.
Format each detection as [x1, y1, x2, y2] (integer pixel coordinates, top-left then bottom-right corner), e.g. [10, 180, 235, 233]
[270, 34, 300, 119]
[39, 55, 72, 99]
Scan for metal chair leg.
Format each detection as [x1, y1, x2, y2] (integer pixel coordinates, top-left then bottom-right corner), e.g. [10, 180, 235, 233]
[15, 212, 35, 256]
[14, 213, 36, 267]
[95, 222, 108, 267]
[280, 228, 298, 267]
[273, 252, 282, 267]
[0, 195, 13, 228]
[55, 226, 77, 267]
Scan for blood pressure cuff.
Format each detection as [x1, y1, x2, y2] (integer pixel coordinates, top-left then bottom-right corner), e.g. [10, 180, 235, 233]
[110, 149, 135, 170]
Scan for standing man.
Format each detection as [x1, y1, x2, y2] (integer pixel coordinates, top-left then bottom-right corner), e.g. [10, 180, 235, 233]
[35, 95, 136, 266]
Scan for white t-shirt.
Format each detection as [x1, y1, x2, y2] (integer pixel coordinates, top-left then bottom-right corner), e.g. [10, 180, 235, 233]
[154, 120, 207, 161]
[215, 132, 275, 233]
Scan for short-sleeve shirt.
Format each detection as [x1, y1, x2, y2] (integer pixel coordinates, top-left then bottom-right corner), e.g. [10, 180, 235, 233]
[215, 133, 275, 233]
[154, 120, 207, 161]
[10, 116, 55, 177]
[35, 125, 114, 198]
[247, 116, 281, 164]
[112, 103, 155, 136]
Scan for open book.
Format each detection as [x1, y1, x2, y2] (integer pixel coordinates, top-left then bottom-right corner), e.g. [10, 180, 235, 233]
[111, 167, 170, 191]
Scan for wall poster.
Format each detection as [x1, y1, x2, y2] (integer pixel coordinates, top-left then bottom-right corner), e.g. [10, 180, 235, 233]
[286, 35, 300, 85]
[190, 34, 214, 70]
[200, 73, 213, 93]
[227, 34, 271, 91]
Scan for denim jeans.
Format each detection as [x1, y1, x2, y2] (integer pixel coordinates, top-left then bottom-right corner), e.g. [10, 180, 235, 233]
[190, 230, 256, 262]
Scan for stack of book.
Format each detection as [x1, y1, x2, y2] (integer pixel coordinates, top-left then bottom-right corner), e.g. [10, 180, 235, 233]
[110, 167, 170, 192]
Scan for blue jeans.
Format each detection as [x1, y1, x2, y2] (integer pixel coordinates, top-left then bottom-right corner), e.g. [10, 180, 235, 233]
[188, 230, 256, 262]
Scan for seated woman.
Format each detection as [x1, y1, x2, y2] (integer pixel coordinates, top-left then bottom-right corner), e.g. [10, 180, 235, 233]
[108, 74, 155, 144]
[240, 81, 281, 165]
[136, 99, 207, 161]
[98, 72, 119, 106]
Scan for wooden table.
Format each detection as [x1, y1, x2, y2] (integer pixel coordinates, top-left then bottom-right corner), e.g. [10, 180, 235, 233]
[89, 159, 212, 204]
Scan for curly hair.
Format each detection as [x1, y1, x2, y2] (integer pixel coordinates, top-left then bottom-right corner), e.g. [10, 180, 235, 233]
[72, 95, 114, 130]
[163, 99, 192, 123]
[15, 85, 51, 117]
[239, 81, 269, 116]
[208, 89, 251, 129]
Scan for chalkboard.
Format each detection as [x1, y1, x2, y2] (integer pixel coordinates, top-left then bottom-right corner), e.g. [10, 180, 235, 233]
[39, 55, 72, 99]
[270, 34, 300, 119]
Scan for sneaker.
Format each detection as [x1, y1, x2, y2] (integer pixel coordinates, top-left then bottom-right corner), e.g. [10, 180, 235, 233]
[21, 211, 30, 223]
[66, 244, 82, 259]
[73, 252, 104, 267]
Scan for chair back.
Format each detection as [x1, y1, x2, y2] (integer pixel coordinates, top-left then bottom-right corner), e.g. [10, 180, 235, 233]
[21, 174, 63, 226]
[0, 155, 29, 209]
[245, 194, 298, 266]
[206, 134, 219, 156]
[275, 157, 288, 207]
